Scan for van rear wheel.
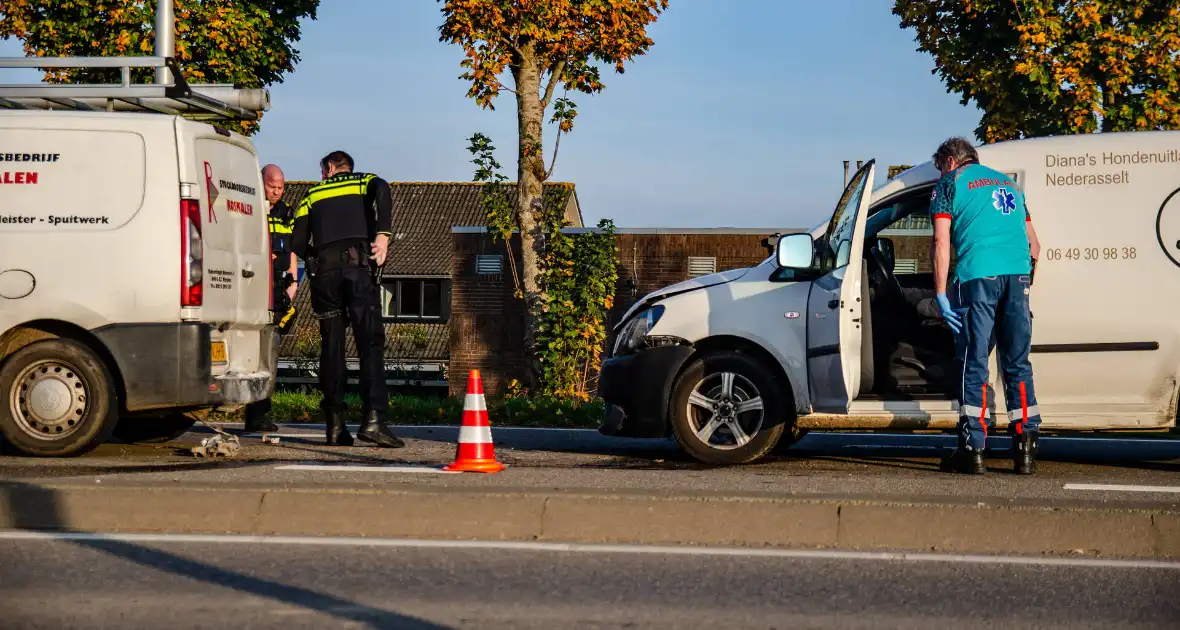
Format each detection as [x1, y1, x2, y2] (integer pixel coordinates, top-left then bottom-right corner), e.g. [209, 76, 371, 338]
[668, 351, 786, 465]
[0, 339, 118, 457]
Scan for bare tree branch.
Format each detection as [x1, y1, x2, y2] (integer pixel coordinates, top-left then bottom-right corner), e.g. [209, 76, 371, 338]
[545, 126, 564, 180]
[540, 59, 567, 110]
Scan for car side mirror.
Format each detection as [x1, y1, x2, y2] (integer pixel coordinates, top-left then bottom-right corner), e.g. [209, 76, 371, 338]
[776, 233, 815, 269]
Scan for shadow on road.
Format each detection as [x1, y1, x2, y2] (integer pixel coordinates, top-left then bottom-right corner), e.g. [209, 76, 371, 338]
[1, 481, 453, 629]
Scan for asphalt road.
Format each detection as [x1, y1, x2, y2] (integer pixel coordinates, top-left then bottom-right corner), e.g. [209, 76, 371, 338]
[1, 535, 1177, 629]
[2, 425, 1178, 508]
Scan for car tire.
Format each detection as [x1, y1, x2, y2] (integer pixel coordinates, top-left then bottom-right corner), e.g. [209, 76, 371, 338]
[0, 339, 118, 457]
[112, 411, 202, 444]
[773, 426, 809, 454]
[668, 351, 787, 465]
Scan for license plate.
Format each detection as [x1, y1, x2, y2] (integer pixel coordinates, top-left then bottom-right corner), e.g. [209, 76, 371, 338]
[210, 341, 228, 366]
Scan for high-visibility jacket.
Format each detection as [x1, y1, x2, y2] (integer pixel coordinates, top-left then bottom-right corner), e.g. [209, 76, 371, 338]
[291, 172, 393, 262]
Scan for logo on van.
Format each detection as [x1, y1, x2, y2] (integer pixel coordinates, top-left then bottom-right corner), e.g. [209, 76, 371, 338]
[203, 161, 219, 224]
[1154, 186, 1180, 269]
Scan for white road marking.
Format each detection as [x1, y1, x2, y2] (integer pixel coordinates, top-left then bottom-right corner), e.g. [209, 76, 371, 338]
[1063, 483, 1180, 494]
[273, 464, 458, 474]
[0, 531, 1176, 570]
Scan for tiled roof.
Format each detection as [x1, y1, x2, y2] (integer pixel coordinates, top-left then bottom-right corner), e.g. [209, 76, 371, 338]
[277, 282, 449, 362]
[280, 181, 581, 276]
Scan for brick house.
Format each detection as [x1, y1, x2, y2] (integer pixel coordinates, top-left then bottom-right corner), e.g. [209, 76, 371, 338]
[276, 181, 583, 391]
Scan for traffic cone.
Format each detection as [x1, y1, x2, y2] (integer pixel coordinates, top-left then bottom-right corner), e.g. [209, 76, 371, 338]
[444, 370, 506, 473]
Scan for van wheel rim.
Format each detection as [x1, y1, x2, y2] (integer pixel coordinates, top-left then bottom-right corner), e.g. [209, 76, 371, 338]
[686, 372, 764, 451]
[10, 360, 89, 441]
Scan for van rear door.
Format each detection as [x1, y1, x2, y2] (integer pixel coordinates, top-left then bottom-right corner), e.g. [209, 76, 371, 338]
[178, 120, 269, 372]
[806, 160, 876, 412]
[190, 130, 268, 325]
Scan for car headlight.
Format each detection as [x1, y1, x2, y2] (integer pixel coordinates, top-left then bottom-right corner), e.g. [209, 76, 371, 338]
[612, 305, 665, 356]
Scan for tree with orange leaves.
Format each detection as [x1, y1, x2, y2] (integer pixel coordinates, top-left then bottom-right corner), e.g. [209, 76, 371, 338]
[438, 0, 669, 369]
[0, 1, 320, 135]
[894, 1, 1180, 142]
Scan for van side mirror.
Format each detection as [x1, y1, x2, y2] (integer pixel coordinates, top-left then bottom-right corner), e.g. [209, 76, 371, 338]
[775, 233, 815, 269]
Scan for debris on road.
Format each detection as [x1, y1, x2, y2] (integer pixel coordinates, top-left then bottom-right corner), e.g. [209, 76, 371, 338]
[191, 432, 241, 458]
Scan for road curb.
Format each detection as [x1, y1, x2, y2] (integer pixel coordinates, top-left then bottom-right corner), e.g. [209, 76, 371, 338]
[2, 483, 1177, 557]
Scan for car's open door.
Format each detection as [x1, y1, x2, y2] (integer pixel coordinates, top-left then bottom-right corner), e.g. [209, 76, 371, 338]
[806, 160, 876, 412]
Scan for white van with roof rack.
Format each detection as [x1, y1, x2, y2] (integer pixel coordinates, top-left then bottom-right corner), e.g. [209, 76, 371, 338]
[0, 14, 278, 457]
[598, 129, 1180, 465]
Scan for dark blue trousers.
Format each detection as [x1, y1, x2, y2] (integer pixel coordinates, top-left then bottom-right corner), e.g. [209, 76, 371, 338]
[952, 274, 1041, 450]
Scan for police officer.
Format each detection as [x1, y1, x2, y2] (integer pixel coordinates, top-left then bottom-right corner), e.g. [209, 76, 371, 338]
[243, 163, 298, 434]
[929, 137, 1042, 475]
[291, 151, 404, 448]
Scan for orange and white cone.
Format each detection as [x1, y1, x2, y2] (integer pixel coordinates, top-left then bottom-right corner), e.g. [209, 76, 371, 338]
[444, 370, 505, 473]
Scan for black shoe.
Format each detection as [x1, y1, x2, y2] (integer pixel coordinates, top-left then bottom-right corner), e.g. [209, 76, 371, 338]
[1012, 430, 1038, 475]
[356, 411, 405, 449]
[940, 446, 986, 475]
[325, 410, 354, 447]
[243, 409, 278, 433]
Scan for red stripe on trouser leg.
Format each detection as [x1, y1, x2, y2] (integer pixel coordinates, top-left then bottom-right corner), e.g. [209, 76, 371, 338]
[980, 386, 988, 437]
[1018, 381, 1028, 435]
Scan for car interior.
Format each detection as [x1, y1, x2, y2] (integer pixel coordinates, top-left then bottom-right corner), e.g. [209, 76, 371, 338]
[858, 186, 961, 400]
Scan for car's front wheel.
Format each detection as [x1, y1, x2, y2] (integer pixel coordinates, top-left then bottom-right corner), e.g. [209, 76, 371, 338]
[668, 351, 788, 465]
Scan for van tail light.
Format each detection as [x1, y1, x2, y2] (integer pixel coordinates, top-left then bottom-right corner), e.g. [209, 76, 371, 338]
[180, 199, 203, 306]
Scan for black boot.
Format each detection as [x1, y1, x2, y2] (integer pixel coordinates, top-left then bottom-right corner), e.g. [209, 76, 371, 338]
[243, 403, 278, 433]
[356, 410, 405, 449]
[1012, 429, 1038, 475]
[940, 437, 986, 475]
[325, 409, 354, 447]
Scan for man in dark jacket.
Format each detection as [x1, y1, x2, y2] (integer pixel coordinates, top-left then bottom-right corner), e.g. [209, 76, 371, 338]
[243, 163, 298, 433]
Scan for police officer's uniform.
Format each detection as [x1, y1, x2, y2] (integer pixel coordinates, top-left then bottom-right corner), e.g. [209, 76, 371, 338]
[931, 160, 1040, 475]
[291, 170, 404, 448]
[242, 197, 298, 433]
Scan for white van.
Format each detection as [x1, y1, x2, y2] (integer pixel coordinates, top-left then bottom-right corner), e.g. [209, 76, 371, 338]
[598, 130, 1180, 465]
[0, 58, 277, 456]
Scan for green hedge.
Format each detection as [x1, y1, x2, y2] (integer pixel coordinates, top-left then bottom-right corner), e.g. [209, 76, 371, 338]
[211, 390, 604, 429]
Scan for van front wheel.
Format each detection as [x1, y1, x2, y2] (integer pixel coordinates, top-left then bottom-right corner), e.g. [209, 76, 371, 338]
[0, 339, 118, 457]
[668, 351, 786, 465]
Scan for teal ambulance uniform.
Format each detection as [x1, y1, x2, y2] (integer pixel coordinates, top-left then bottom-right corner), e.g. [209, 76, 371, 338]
[930, 162, 1040, 453]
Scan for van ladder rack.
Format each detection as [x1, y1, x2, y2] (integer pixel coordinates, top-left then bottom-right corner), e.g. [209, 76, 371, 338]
[0, 56, 270, 123]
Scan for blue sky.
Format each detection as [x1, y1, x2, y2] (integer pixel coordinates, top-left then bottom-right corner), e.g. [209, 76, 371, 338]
[1, 1, 983, 229]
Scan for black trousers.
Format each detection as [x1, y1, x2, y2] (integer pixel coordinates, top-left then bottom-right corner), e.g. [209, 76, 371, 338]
[310, 265, 388, 414]
[244, 272, 293, 423]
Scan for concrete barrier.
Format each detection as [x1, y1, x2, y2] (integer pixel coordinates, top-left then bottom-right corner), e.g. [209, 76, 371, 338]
[1, 482, 1177, 557]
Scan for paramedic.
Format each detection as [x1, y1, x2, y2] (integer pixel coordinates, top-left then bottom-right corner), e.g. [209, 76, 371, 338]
[929, 136, 1042, 475]
[291, 151, 404, 448]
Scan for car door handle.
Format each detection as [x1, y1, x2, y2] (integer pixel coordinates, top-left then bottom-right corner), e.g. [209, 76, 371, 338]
[828, 299, 841, 309]
[242, 269, 255, 278]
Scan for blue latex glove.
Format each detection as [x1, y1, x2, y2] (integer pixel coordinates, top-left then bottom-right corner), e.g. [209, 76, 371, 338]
[936, 292, 962, 333]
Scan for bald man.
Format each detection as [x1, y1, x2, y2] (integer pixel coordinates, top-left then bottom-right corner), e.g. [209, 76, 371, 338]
[244, 164, 299, 433]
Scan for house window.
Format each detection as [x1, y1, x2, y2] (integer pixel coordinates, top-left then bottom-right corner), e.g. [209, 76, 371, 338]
[381, 279, 446, 320]
[476, 254, 502, 275]
[687, 256, 717, 277]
